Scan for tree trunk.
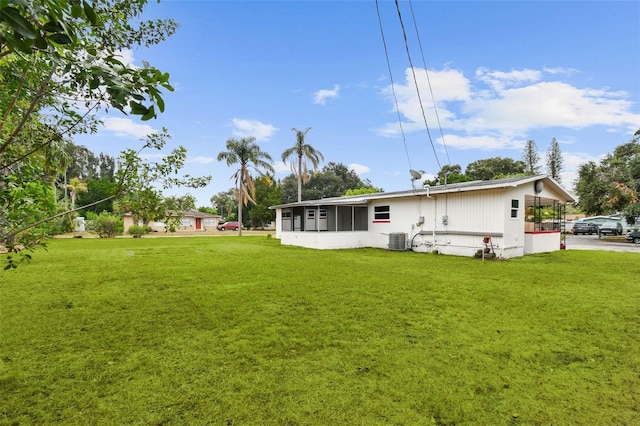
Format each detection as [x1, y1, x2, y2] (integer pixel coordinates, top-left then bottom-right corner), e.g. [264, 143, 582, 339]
[237, 183, 243, 236]
[297, 153, 303, 202]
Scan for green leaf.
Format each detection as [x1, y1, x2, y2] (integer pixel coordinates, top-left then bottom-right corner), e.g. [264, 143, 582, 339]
[156, 96, 165, 113]
[83, 1, 97, 25]
[71, 3, 83, 18]
[129, 101, 148, 116]
[42, 21, 63, 33]
[2, 31, 32, 54]
[0, 7, 38, 39]
[89, 76, 100, 90]
[33, 35, 47, 49]
[141, 105, 155, 121]
[7, 0, 29, 6]
[49, 32, 72, 45]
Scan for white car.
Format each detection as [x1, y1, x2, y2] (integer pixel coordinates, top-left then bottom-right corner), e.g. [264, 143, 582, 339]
[598, 222, 623, 236]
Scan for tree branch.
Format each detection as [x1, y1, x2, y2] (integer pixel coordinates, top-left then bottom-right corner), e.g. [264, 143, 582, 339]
[0, 62, 57, 156]
[0, 62, 30, 135]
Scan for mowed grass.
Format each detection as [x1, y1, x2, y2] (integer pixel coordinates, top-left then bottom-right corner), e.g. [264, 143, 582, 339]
[1, 237, 639, 425]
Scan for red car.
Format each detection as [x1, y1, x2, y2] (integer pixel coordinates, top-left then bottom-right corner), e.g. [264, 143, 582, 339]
[217, 221, 240, 231]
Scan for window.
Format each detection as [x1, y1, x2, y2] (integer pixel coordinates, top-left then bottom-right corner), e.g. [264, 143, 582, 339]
[374, 205, 390, 222]
[511, 199, 519, 218]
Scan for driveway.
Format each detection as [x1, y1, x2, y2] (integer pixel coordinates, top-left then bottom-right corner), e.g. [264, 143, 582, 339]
[564, 234, 640, 253]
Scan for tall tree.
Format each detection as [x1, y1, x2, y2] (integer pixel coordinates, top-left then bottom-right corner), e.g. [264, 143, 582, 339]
[60, 177, 88, 210]
[281, 127, 324, 202]
[217, 137, 274, 235]
[465, 157, 526, 181]
[280, 162, 374, 203]
[210, 189, 237, 220]
[522, 139, 541, 175]
[99, 153, 116, 180]
[42, 137, 72, 204]
[425, 164, 472, 185]
[247, 175, 281, 229]
[0, 0, 188, 267]
[65, 144, 100, 181]
[77, 177, 117, 214]
[574, 161, 609, 215]
[546, 138, 564, 182]
[574, 131, 640, 222]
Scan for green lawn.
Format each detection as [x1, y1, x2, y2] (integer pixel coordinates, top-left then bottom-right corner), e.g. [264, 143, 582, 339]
[1, 237, 639, 425]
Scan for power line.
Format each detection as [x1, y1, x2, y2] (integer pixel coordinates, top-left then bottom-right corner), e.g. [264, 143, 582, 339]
[375, 0, 413, 171]
[408, 0, 451, 166]
[393, 0, 442, 171]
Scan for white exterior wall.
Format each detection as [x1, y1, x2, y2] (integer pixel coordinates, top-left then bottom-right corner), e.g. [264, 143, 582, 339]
[502, 186, 527, 258]
[274, 177, 570, 258]
[367, 190, 509, 256]
[277, 190, 523, 258]
[274, 209, 282, 238]
[279, 231, 372, 249]
[524, 232, 561, 254]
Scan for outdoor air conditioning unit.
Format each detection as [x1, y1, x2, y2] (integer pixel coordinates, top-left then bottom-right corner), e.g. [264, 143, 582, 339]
[388, 232, 407, 251]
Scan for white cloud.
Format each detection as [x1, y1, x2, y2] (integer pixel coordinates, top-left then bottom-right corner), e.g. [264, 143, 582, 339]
[380, 68, 470, 134]
[231, 118, 277, 141]
[189, 156, 215, 164]
[377, 66, 640, 152]
[102, 117, 156, 139]
[313, 84, 340, 105]
[476, 67, 542, 91]
[140, 153, 166, 160]
[114, 49, 135, 67]
[441, 134, 524, 151]
[349, 163, 370, 174]
[462, 81, 637, 132]
[542, 66, 579, 76]
[273, 161, 291, 175]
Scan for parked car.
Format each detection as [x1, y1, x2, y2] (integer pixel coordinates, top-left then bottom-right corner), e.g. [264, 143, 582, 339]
[625, 230, 640, 244]
[217, 221, 240, 231]
[598, 221, 623, 236]
[571, 222, 599, 235]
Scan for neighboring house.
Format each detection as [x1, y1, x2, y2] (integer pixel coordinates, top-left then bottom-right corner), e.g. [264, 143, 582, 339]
[269, 175, 576, 259]
[123, 211, 221, 232]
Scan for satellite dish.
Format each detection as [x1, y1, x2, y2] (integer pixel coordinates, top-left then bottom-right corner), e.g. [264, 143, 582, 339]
[410, 169, 425, 181]
[410, 169, 426, 190]
[534, 180, 544, 194]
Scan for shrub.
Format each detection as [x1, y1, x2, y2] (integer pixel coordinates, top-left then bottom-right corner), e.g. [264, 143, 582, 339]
[128, 224, 149, 238]
[87, 211, 123, 238]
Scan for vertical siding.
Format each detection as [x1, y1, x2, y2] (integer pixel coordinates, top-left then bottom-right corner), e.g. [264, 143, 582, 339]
[275, 180, 568, 258]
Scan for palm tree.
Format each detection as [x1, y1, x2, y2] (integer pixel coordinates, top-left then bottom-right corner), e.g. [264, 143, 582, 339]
[59, 177, 87, 210]
[42, 138, 72, 204]
[281, 127, 324, 202]
[217, 137, 274, 236]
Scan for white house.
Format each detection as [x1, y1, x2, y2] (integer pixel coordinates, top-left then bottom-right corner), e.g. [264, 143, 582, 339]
[123, 210, 221, 232]
[269, 175, 576, 259]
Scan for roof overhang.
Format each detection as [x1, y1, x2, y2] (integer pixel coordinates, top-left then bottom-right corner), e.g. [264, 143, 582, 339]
[269, 174, 576, 210]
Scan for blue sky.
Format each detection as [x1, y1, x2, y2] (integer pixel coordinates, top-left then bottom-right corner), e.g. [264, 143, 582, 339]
[75, 0, 640, 208]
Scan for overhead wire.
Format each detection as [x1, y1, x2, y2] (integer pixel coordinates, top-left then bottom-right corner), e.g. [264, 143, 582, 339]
[393, 0, 442, 171]
[375, 0, 413, 172]
[408, 0, 451, 166]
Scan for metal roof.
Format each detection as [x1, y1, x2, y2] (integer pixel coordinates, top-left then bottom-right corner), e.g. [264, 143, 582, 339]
[269, 174, 576, 209]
